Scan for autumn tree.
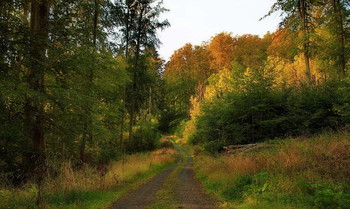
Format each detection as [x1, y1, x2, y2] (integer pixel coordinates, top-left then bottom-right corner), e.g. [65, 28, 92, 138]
[207, 32, 235, 71]
[265, 0, 317, 85]
[316, 0, 349, 77]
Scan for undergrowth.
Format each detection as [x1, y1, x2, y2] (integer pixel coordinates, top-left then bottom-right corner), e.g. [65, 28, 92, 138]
[0, 148, 176, 209]
[193, 131, 350, 209]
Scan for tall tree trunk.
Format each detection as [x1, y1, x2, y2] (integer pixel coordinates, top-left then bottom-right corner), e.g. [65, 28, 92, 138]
[120, 87, 126, 153]
[332, 0, 346, 76]
[128, 3, 145, 143]
[93, 0, 98, 46]
[120, 5, 131, 152]
[148, 87, 152, 116]
[80, 0, 99, 162]
[298, 0, 312, 85]
[25, 0, 50, 207]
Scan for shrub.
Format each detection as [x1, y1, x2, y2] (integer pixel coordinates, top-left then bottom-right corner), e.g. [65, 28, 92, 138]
[193, 80, 350, 152]
[130, 119, 161, 152]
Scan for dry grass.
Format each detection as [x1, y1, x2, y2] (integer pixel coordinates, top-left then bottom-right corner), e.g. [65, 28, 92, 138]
[0, 147, 176, 208]
[194, 131, 350, 207]
[197, 131, 350, 184]
[45, 148, 176, 192]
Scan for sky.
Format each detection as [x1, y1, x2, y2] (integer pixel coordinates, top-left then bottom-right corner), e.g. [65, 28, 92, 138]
[157, 0, 282, 61]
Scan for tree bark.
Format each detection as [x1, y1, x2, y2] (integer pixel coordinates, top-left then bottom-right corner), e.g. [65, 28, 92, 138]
[80, 0, 99, 163]
[120, 3, 131, 151]
[332, 0, 346, 76]
[128, 2, 145, 143]
[298, 0, 312, 85]
[25, 0, 50, 207]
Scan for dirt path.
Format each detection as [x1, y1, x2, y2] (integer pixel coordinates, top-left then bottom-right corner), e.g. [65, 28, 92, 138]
[110, 141, 221, 209]
[174, 146, 219, 209]
[110, 164, 178, 209]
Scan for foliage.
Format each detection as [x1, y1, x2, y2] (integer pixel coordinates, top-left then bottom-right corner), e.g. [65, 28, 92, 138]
[0, 148, 176, 208]
[0, 0, 169, 191]
[194, 131, 350, 208]
[129, 118, 162, 152]
[191, 79, 350, 151]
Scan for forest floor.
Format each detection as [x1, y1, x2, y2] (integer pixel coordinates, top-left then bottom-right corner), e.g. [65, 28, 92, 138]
[110, 137, 221, 209]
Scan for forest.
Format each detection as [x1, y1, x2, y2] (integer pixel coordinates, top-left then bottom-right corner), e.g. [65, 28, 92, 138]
[1, 0, 350, 208]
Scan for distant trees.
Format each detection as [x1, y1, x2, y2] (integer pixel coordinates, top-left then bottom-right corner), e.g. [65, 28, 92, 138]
[162, 0, 350, 152]
[112, 0, 169, 143]
[160, 44, 213, 131]
[207, 32, 235, 71]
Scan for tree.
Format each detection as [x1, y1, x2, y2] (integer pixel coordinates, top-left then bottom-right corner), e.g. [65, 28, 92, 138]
[113, 0, 169, 143]
[318, 0, 349, 76]
[207, 32, 234, 71]
[265, 0, 317, 85]
[23, 0, 50, 205]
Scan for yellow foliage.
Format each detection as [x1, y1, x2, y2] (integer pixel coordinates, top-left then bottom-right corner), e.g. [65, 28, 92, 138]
[205, 68, 235, 101]
[267, 55, 327, 86]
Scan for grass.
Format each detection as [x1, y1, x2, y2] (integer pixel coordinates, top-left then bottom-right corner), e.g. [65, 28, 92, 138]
[0, 147, 177, 209]
[193, 131, 350, 209]
[148, 142, 187, 209]
[148, 163, 182, 209]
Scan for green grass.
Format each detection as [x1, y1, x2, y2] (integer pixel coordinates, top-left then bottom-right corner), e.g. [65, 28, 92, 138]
[192, 131, 350, 209]
[148, 166, 182, 209]
[0, 151, 177, 209]
[148, 143, 188, 209]
[46, 162, 175, 209]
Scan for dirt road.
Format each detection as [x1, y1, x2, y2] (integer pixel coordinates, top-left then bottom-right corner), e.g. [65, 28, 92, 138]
[110, 140, 220, 209]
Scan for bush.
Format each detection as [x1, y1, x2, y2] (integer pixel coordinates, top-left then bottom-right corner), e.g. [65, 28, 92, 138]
[222, 175, 253, 201]
[193, 80, 350, 152]
[299, 182, 350, 209]
[159, 139, 173, 148]
[175, 119, 187, 138]
[203, 141, 225, 154]
[158, 110, 187, 133]
[129, 119, 161, 152]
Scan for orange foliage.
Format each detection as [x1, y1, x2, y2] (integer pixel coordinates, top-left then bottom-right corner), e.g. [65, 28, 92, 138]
[207, 32, 235, 71]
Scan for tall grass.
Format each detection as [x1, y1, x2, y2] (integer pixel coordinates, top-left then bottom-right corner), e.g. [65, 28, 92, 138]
[194, 131, 350, 208]
[0, 148, 176, 208]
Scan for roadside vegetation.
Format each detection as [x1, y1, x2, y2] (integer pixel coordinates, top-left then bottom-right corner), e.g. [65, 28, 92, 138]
[0, 146, 176, 209]
[193, 131, 350, 209]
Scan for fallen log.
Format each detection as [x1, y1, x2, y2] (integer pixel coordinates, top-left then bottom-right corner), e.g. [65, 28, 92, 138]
[223, 143, 274, 154]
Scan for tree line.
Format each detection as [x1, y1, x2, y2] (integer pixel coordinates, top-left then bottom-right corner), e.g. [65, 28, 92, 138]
[162, 0, 350, 152]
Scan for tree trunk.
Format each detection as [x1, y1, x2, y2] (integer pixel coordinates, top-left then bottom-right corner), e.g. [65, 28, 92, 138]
[148, 87, 152, 116]
[25, 0, 50, 207]
[93, 0, 98, 46]
[298, 0, 312, 85]
[80, 0, 99, 162]
[303, 49, 311, 84]
[120, 4, 131, 150]
[128, 3, 145, 143]
[332, 0, 346, 76]
[120, 88, 126, 153]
